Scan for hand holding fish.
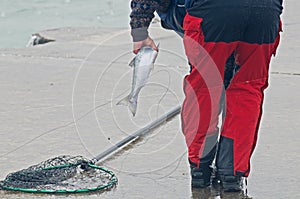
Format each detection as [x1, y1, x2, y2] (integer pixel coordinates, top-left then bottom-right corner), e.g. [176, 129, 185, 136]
[133, 36, 158, 54]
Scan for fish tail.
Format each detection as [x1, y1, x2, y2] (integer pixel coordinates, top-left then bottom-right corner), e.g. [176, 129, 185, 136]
[116, 95, 130, 106]
[129, 102, 137, 117]
[116, 95, 137, 117]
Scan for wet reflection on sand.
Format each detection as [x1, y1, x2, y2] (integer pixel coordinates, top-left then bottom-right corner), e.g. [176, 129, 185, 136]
[191, 186, 253, 199]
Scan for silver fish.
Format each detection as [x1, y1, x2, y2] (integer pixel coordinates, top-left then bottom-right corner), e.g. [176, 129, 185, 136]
[117, 45, 159, 116]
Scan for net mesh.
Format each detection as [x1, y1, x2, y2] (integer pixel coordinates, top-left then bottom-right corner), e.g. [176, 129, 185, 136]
[0, 155, 117, 193]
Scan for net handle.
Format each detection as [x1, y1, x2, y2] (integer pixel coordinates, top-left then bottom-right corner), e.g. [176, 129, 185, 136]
[91, 105, 181, 163]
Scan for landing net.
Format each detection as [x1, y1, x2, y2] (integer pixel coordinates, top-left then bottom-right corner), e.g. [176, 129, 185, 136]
[0, 155, 117, 193]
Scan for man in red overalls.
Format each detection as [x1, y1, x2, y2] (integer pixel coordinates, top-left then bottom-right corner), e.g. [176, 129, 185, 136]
[130, 0, 283, 191]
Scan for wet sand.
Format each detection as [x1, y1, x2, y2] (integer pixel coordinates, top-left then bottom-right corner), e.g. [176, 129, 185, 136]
[0, 1, 299, 198]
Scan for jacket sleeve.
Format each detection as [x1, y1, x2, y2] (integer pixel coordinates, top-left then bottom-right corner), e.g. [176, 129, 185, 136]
[130, 0, 170, 42]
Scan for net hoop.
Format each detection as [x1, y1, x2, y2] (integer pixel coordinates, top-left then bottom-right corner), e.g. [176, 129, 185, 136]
[0, 161, 117, 194]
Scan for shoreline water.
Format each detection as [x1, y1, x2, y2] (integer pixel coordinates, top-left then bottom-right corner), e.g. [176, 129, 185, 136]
[0, 0, 130, 48]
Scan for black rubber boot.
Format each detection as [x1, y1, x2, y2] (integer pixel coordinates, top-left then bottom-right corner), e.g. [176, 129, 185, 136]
[220, 175, 243, 192]
[190, 166, 212, 188]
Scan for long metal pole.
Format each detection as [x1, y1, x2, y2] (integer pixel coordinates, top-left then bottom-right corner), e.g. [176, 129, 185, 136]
[92, 105, 181, 163]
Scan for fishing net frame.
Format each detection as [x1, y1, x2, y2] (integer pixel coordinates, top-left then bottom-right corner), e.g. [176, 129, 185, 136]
[0, 155, 117, 194]
[0, 105, 181, 194]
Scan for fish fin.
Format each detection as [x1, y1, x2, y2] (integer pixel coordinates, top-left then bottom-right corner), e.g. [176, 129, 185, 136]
[116, 95, 130, 106]
[116, 95, 137, 117]
[129, 57, 135, 67]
